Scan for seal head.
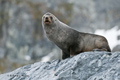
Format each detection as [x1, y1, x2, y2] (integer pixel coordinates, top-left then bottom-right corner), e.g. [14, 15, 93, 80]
[42, 12, 57, 26]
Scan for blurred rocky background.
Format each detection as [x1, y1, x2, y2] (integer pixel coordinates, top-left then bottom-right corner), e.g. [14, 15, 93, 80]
[0, 0, 120, 73]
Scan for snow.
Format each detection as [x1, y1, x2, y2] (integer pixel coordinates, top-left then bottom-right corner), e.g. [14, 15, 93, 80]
[25, 55, 31, 61]
[41, 56, 50, 62]
[41, 49, 58, 62]
[95, 26, 120, 50]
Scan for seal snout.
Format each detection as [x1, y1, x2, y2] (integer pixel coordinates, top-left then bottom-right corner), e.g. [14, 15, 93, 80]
[43, 13, 53, 25]
[45, 17, 49, 22]
[45, 17, 48, 20]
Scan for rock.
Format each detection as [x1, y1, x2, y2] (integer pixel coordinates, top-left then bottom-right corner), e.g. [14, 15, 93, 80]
[117, 35, 120, 40]
[0, 51, 120, 80]
[112, 45, 120, 52]
[0, 48, 6, 59]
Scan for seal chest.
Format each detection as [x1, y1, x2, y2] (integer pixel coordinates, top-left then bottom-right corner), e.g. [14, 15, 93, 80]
[42, 12, 111, 59]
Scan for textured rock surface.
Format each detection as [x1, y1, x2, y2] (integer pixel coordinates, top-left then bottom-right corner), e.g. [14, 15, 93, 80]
[0, 51, 120, 80]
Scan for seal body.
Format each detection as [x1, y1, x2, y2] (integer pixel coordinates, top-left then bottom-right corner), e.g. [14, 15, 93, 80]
[42, 12, 111, 59]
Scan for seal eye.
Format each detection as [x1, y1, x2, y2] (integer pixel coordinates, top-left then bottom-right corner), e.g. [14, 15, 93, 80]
[50, 16, 53, 20]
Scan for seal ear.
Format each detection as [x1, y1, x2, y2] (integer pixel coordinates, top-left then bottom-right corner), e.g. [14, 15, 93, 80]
[53, 16, 57, 21]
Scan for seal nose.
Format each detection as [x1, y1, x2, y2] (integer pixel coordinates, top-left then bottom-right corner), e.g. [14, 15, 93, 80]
[45, 17, 48, 19]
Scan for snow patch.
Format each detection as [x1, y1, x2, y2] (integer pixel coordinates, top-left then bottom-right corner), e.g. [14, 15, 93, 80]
[25, 55, 31, 61]
[41, 49, 58, 62]
[95, 26, 120, 50]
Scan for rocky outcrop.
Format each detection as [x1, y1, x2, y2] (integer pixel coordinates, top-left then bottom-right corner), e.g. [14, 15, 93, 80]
[0, 51, 120, 80]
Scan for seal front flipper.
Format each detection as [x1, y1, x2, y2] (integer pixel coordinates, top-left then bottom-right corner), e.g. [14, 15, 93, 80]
[62, 51, 70, 59]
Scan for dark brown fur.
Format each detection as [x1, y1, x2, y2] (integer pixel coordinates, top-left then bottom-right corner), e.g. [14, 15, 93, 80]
[42, 12, 111, 59]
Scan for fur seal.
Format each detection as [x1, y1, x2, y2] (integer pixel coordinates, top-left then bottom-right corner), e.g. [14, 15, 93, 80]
[42, 12, 111, 59]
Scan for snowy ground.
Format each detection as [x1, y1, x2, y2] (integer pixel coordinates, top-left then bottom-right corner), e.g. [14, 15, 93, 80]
[95, 26, 120, 50]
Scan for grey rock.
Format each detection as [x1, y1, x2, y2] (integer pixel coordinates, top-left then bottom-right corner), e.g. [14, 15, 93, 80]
[0, 48, 6, 59]
[0, 51, 120, 80]
[112, 45, 120, 52]
[117, 35, 120, 40]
